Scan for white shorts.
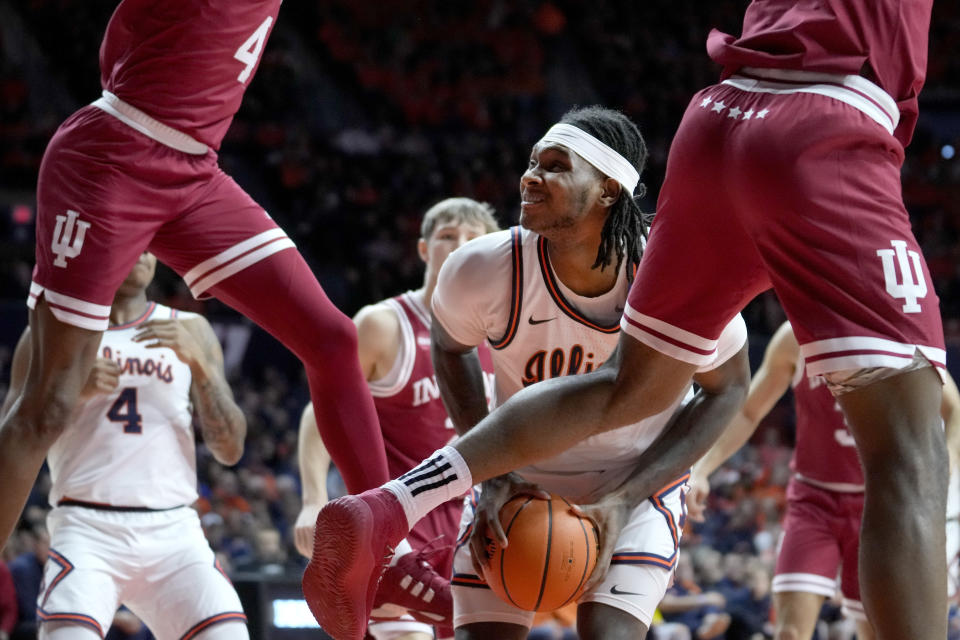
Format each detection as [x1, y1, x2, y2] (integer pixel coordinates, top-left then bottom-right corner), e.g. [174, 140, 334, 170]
[451, 477, 686, 630]
[39, 506, 247, 640]
[368, 616, 435, 639]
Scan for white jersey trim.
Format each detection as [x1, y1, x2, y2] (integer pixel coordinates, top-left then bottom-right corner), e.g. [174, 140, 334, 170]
[723, 67, 898, 136]
[93, 91, 209, 155]
[27, 281, 112, 331]
[370, 297, 417, 398]
[771, 573, 837, 598]
[184, 229, 296, 298]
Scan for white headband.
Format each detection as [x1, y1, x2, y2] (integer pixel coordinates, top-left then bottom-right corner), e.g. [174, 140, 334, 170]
[538, 123, 640, 194]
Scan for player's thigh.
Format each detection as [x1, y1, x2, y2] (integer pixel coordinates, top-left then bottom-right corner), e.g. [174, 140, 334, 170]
[580, 563, 672, 634]
[190, 620, 249, 640]
[149, 167, 295, 301]
[125, 515, 246, 640]
[37, 549, 122, 638]
[773, 490, 843, 595]
[455, 621, 528, 640]
[577, 601, 648, 640]
[125, 559, 246, 640]
[772, 591, 824, 638]
[625, 86, 771, 353]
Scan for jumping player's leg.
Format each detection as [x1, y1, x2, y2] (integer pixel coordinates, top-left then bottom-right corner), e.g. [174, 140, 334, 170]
[771, 592, 824, 640]
[834, 366, 947, 638]
[0, 304, 101, 545]
[150, 170, 389, 494]
[206, 250, 388, 493]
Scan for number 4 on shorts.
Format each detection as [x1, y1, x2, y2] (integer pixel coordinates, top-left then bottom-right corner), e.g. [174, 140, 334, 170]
[234, 16, 274, 83]
[108, 387, 144, 434]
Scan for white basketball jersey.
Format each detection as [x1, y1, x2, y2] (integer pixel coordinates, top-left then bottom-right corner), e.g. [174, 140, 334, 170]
[48, 303, 198, 509]
[484, 228, 694, 502]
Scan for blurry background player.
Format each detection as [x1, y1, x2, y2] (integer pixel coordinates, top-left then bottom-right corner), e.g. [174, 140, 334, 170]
[0, 252, 249, 640]
[308, 2, 950, 640]
[686, 320, 960, 640]
[296, 198, 500, 639]
[0, 0, 391, 548]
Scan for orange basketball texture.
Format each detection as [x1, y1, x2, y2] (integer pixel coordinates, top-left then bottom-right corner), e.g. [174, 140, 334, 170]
[480, 494, 600, 612]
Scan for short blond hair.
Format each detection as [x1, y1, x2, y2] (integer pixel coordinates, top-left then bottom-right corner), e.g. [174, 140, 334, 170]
[420, 197, 500, 240]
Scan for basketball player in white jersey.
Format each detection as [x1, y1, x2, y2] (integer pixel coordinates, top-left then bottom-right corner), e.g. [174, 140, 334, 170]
[1, 252, 249, 640]
[426, 106, 750, 640]
[296, 199, 499, 640]
[686, 321, 960, 640]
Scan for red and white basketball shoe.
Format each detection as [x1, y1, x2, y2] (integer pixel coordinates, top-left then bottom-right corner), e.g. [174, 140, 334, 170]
[302, 489, 408, 640]
[371, 539, 454, 626]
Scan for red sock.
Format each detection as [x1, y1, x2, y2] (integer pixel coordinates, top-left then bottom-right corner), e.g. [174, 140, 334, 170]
[208, 249, 389, 493]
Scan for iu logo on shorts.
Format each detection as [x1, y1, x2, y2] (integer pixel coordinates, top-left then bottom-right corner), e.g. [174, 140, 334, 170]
[51, 209, 91, 268]
[876, 239, 927, 313]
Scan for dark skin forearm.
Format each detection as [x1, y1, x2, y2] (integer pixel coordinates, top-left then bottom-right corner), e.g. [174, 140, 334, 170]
[609, 346, 750, 504]
[191, 360, 247, 466]
[431, 318, 490, 436]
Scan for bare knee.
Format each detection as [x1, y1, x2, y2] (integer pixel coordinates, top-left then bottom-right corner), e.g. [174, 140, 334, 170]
[774, 624, 806, 640]
[5, 388, 76, 447]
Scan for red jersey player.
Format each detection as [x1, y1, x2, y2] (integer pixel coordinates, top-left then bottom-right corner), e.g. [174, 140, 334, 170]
[689, 322, 960, 640]
[0, 0, 391, 548]
[309, 2, 949, 640]
[296, 198, 499, 639]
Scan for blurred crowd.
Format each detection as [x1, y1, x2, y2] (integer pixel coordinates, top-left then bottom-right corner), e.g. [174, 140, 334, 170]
[2, 0, 960, 638]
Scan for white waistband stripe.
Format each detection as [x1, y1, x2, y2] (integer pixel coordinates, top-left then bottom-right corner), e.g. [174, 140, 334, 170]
[92, 91, 209, 155]
[722, 67, 899, 136]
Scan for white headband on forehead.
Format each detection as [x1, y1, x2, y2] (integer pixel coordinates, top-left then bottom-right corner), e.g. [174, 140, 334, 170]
[539, 123, 640, 194]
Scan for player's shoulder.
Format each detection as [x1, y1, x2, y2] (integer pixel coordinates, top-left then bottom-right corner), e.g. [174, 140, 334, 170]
[353, 299, 402, 341]
[441, 228, 515, 275]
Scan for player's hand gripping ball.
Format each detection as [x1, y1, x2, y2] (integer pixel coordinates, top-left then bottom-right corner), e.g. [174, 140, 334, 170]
[480, 493, 599, 611]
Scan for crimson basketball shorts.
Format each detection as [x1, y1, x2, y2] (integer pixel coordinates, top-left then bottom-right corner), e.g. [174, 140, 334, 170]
[772, 479, 864, 619]
[31, 96, 295, 330]
[450, 478, 685, 629]
[621, 68, 945, 378]
[40, 505, 247, 639]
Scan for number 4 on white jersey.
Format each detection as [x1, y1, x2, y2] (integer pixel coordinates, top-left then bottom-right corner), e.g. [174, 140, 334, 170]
[234, 16, 273, 83]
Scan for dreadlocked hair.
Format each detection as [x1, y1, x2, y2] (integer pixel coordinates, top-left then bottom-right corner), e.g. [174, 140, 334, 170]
[559, 106, 651, 282]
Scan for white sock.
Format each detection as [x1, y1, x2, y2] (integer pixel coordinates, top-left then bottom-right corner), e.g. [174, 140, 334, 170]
[383, 445, 473, 529]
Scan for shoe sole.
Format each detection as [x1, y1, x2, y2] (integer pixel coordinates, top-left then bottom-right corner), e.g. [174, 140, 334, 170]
[303, 497, 378, 640]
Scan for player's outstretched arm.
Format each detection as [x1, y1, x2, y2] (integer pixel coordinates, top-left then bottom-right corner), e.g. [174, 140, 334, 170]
[294, 403, 331, 558]
[687, 321, 799, 520]
[135, 316, 246, 465]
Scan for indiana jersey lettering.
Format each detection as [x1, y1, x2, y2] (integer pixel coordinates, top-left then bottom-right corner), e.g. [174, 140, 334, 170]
[99, 0, 283, 150]
[372, 292, 494, 478]
[790, 350, 865, 491]
[47, 303, 198, 509]
[439, 227, 747, 503]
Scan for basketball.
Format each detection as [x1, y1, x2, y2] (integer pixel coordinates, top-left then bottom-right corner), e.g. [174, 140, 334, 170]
[480, 493, 600, 612]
